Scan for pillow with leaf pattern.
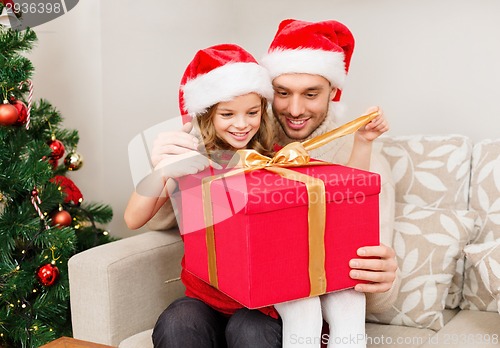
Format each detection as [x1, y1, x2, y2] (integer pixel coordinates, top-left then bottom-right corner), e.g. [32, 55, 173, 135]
[377, 135, 471, 210]
[469, 138, 500, 244]
[461, 241, 500, 312]
[366, 203, 474, 331]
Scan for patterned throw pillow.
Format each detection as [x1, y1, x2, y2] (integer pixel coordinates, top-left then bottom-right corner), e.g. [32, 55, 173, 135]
[366, 204, 474, 331]
[377, 135, 471, 210]
[469, 139, 500, 243]
[375, 135, 473, 309]
[461, 241, 500, 312]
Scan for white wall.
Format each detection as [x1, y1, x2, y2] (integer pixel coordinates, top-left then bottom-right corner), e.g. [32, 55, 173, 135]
[28, 0, 500, 238]
[27, 0, 106, 216]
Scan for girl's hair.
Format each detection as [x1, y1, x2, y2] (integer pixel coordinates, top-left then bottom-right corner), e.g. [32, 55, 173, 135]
[196, 96, 274, 157]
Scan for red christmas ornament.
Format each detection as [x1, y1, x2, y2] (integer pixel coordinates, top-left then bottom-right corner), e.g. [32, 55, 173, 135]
[50, 175, 84, 205]
[48, 158, 59, 170]
[0, 101, 18, 126]
[36, 263, 60, 286]
[10, 99, 28, 126]
[51, 209, 72, 227]
[48, 138, 65, 160]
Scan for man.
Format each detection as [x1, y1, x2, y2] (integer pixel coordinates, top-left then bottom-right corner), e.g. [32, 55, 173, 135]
[148, 19, 399, 348]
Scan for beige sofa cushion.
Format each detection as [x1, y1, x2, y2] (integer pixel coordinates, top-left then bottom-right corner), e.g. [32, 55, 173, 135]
[377, 135, 473, 309]
[461, 241, 500, 312]
[418, 310, 500, 348]
[366, 204, 473, 330]
[378, 135, 471, 209]
[469, 138, 500, 243]
[119, 329, 153, 348]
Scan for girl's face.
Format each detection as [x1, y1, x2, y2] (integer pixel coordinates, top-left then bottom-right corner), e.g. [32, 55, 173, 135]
[213, 92, 262, 149]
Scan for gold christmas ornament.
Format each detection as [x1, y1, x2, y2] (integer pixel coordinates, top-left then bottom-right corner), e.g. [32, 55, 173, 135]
[64, 151, 84, 171]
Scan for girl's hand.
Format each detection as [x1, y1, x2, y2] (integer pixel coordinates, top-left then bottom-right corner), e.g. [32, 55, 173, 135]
[155, 150, 213, 179]
[151, 122, 200, 168]
[356, 107, 389, 142]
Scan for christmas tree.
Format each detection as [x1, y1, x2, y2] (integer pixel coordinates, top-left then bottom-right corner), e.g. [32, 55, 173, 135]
[0, 3, 114, 347]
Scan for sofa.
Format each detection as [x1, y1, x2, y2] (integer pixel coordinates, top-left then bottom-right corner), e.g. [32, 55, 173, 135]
[68, 134, 500, 347]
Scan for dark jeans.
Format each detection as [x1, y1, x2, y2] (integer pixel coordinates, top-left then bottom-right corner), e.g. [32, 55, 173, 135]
[152, 297, 282, 348]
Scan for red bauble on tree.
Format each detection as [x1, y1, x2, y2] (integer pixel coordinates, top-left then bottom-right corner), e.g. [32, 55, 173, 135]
[36, 263, 60, 287]
[0, 100, 18, 126]
[48, 138, 65, 160]
[51, 209, 72, 228]
[10, 98, 28, 126]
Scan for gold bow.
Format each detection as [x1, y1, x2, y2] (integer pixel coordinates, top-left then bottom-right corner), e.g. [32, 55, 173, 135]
[202, 111, 379, 296]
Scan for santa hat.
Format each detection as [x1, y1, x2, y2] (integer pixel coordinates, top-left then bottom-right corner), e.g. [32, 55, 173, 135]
[179, 44, 273, 120]
[261, 19, 355, 101]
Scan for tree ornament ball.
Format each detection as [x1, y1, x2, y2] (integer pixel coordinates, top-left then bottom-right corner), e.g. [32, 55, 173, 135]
[36, 263, 60, 286]
[49, 158, 59, 170]
[0, 102, 19, 126]
[10, 99, 28, 125]
[48, 139, 65, 160]
[64, 152, 84, 171]
[52, 209, 72, 227]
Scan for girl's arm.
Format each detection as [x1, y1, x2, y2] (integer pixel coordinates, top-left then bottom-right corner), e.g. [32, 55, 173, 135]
[124, 173, 176, 230]
[124, 150, 213, 230]
[346, 107, 389, 171]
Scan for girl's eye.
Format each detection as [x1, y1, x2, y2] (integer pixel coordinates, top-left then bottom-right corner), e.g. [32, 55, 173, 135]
[248, 111, 259, 116]
[220, 113, 232, 118]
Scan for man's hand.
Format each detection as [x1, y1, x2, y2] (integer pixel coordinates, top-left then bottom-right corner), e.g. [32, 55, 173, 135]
[151, 122, 200, 167]
[356, 106, 389, 142]
[349, 243, 398, 293]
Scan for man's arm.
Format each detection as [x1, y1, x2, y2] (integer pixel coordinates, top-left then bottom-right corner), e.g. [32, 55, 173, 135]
[346, 107, 389, 171]
[350, 149, 400, 313]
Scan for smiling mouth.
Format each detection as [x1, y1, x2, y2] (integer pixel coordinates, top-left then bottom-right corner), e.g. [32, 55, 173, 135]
[286, 117, 309, 130]
[229, 131, 250, 139]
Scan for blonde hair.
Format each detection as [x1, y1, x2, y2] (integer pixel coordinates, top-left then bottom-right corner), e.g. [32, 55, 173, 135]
[196, 97, 274, 157]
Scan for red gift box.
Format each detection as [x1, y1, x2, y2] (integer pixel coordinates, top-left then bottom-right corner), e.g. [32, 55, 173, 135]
[177, 162, 380, 309]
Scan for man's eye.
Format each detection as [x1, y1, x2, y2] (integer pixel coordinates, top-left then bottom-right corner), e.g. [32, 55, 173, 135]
[306, 93, 318, 98]
[275, 90, 288, 96]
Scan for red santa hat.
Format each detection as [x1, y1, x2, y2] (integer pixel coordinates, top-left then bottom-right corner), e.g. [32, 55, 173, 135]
[261, 19, 355, 101]
[179, 44, 273, 120]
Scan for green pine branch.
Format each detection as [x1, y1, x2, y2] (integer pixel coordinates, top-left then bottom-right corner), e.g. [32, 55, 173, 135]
[0, 27, 36, 94]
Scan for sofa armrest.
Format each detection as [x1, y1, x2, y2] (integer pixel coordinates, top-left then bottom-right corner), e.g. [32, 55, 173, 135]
[68, 230, 185, 346]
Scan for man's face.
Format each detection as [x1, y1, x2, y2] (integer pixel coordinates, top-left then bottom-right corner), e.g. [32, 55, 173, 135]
[271, 73, 336, 141]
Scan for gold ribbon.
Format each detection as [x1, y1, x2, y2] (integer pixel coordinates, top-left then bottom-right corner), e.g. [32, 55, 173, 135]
[201, 111, 379, 295]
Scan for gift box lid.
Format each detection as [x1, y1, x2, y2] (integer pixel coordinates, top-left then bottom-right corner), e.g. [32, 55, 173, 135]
[178, 162, 381, 216]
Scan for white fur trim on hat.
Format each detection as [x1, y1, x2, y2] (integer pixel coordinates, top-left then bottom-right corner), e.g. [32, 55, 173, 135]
[181, 62, 273, 116]
[261, 48, 346, 88]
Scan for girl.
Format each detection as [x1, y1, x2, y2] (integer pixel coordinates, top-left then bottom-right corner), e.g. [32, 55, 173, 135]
[124, 43, 275, 229]
[124, 44, 282, 347]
